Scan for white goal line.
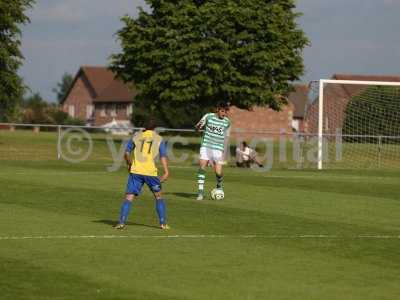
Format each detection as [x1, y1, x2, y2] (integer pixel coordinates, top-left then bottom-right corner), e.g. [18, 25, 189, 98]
[0, 234, 399, 241]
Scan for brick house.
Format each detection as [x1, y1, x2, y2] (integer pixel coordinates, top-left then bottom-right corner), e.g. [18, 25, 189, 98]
[304, 74, 400, 135]
[62, 66, 308, 135]
[61, 66, 136, 126]
[288, 84, 308, 133]
[228, 84, 308, 139]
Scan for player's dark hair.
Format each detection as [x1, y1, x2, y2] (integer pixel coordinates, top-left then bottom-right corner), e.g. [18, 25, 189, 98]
[144, 119, 157, 130]
[242, 141, 248, 147]
[216, 101, 229, 110]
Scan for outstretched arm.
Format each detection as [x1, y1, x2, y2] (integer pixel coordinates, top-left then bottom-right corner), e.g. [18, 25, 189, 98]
[195, 114, 208, 130]
[124, 140, 134, 172]
[159, 156, 169, 182]
[124, 152, 132, 171]
[158, 141, 169, 182]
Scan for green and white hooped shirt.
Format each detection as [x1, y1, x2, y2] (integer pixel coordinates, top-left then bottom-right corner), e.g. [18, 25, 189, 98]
[198, 113, 231, 151]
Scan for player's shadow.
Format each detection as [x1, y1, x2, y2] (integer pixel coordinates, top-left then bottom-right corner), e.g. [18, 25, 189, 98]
[165, 192, 197, 199]
[93, 219, 160, 229]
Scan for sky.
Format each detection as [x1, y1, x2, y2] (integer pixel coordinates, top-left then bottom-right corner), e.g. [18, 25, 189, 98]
[19, 0, 400, 102]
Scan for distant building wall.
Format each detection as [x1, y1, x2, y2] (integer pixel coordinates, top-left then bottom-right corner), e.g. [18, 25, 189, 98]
[228, 104, 294, 140]
[305, 85, 359, 135]
[62, 75, 94, 121]
[93, 103, 131, 126]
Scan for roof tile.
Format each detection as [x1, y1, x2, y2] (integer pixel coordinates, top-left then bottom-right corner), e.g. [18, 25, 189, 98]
[81, 66, 136, 102]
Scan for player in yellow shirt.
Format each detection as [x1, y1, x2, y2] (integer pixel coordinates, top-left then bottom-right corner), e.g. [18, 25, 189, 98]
[114, 119, 169, 230]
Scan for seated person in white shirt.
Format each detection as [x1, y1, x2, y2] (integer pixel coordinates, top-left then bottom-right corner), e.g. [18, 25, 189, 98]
[236, 141, 263, 168]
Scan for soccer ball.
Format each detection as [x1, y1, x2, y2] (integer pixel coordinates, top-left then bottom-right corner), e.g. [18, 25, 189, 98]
[211, 188, 224, 200]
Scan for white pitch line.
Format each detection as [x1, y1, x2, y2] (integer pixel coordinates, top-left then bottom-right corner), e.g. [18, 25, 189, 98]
[0, 234, 400, 241]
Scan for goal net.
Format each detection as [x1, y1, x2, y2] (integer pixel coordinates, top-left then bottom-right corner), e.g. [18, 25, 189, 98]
[305, 79, 400, 169]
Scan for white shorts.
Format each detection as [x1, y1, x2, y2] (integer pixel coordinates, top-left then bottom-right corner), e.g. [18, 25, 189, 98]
[199, 146, 224, 164]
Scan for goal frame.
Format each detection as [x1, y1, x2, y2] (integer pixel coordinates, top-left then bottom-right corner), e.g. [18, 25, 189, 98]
[318, 79, 400, 170]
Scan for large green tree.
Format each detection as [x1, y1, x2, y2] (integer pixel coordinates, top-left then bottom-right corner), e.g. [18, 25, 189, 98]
[52, 72, 74, 104]
[0, 0, 34, 122]
[110, 0, 308, 127]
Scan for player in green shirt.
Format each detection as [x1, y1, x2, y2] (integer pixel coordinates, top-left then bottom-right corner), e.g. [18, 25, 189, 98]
[195, 102, 231, 200]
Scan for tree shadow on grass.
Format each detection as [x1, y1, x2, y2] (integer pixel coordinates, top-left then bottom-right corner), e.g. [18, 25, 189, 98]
[93, 219, 160, 229]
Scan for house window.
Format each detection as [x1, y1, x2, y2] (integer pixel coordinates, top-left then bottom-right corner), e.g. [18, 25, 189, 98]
[292, 119, 300, 132]
[116, 104, 124, 112]
[126, 104, 133, 116]
[86, 105, 94, 119]
[68, 105, 75, 118]
[110, 104, 117, 117]
[100, 104, 106, 117]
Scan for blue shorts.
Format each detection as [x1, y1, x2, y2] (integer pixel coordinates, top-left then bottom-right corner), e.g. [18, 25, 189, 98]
[126, 174, 162, 196]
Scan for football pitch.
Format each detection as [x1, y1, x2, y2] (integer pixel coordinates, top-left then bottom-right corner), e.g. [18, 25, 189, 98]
[1, 132, 400, 299]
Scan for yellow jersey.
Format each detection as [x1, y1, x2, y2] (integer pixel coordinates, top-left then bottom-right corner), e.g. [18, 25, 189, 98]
[127, 130, 166, 177]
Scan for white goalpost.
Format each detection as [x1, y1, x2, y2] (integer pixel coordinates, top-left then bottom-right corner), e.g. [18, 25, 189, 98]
[311, 79, 400, 170]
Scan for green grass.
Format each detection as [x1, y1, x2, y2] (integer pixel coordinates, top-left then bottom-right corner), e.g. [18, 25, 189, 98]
[2, 129, 400, 169]
[1, 130, 400, 299]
